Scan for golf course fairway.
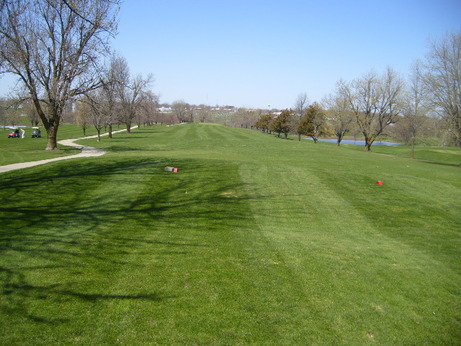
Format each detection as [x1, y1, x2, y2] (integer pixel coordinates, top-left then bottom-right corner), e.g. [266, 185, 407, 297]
[0, 123, 459, 344]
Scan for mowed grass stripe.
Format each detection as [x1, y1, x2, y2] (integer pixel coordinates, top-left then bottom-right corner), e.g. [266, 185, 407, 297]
[0, 123, 459, 344]
[239, 161, 459, 343]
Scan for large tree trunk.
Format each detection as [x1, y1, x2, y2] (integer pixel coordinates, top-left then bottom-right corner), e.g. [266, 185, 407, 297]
[336, 133, 344, 146]
[364, 139, 374, 151]
[364, 134, 375, 151]
[42, 101, 63, 150]
[45, 120, 60, 150]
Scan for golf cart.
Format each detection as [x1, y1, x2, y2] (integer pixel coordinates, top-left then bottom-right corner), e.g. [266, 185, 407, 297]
[8, 129, 20, 138]
[31, 127, 41, 138]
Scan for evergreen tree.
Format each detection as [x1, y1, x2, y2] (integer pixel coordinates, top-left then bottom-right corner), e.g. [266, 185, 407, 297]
[271, 109, 293, 139]
[297, 103, 326, 142]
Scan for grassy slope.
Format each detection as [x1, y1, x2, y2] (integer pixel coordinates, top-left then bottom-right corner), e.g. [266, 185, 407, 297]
[0, 123, 460, 344]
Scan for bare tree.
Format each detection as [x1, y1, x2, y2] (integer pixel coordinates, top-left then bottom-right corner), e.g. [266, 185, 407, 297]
[422, 32, 461, 149]
[75, 99, 91, 136]
[121, 75, 153, 132]
[226, 108, 260, 128]
[2, 98, 21, 127]
[292, 92, 309, 130]
[136, 90, 159, 127]
[0, 0, 120, 149]
[195, 106, 212, 123]
[323, 85, 354, 146]
[399, 61, 428, 158]
[78, 55, 122, 140]
[294, 92, 309, 118]
[84, 90, 109, 141]
[112, 56, 153, 132]
[22, 99, 40, 126]
[171, 100, 189, 123]
[339, 67, 403, 151]
[101, 56, 122, 138]
[83, 54, 155, 140]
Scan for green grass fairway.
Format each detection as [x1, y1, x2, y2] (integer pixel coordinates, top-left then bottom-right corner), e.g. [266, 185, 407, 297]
[1, 124, 460, 344]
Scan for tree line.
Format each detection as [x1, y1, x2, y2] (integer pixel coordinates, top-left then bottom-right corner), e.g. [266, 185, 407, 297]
[76, 55, 155, 141]
[255, 33, 461, 152]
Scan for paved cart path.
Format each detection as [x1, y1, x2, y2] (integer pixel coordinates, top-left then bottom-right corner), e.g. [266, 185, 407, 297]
[0, 127, 136, 173]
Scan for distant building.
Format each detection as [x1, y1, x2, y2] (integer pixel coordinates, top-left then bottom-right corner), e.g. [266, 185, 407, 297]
[159, 107, 172, 113]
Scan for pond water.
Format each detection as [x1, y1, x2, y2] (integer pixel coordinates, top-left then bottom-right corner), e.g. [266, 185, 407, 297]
[306, 138, 401, 146]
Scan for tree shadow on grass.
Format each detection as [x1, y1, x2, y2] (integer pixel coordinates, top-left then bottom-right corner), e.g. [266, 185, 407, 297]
[102, 146, 155, 152]
[0, 157, 257, 328]
[419, 159, 461, 168]
[0, 264, 170, 325]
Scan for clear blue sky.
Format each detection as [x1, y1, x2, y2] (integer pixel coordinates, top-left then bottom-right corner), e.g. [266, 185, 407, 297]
[1, 0, 460, 109]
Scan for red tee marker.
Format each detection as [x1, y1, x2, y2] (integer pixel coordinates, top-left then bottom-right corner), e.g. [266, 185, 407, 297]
[376, 181, 384, 185]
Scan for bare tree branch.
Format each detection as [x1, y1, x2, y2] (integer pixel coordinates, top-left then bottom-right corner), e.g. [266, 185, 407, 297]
[0, 0, 119, 149]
